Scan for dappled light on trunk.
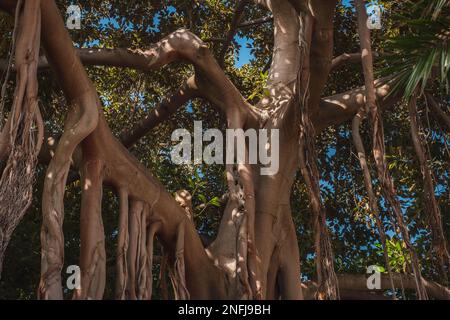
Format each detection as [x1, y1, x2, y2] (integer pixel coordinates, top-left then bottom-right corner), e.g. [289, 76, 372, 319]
[0, 0, 448, 300]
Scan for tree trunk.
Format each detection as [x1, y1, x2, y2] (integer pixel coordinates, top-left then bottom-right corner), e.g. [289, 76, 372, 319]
[0, 0, 447, 300]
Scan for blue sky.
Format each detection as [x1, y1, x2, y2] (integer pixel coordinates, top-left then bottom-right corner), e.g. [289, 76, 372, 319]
[234, 36, 254, 67]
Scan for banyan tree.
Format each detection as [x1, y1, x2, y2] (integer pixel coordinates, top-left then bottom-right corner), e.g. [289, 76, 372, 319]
[0, 0, 449, 300]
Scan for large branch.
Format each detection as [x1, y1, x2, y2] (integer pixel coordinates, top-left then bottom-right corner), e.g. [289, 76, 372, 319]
[0, 48, 163, 71]
[2, 43, 401, 158]
[38, 78, 196, 179]
[315, 76, 399, 132]
[2, 30, 261, 151]
[0, 1, 405, 156]
[262, 0, 300, 92]
[5, 49, 398, 141]
[303, 273, 450, 300]
[307, 0, 338, 116]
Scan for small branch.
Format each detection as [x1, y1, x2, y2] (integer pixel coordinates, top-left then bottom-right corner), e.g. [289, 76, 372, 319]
[218, 0, 249, 66]
[303, 273, 450, 300]
[119, 77, 198, 148]
[351, 108, 397, 294]
[238, 15, 273, 28]
[317, 76, 398, 132]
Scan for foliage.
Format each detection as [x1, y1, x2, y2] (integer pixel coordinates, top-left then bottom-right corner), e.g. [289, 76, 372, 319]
[0, 0, 448, 299]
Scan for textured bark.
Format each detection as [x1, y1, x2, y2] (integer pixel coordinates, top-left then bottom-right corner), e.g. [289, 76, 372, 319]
[355, 0, 427, 299]
[0, 0, 42, 279]
[295, 1, 339, 300]
[408, 94, 449, 283]
[0, 0, 447, 301]
[303, 273, 450, 300]
[352, 109, 396, 295]
[36, 0, 100, 299]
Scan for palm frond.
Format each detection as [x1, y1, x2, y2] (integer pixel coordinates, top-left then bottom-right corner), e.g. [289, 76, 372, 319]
[380, 1, 449, 100]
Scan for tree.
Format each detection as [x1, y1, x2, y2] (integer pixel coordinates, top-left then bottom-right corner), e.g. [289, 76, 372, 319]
[0, 0, 448, 300]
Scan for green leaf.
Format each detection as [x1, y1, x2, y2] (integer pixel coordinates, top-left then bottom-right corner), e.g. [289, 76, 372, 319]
[198, 194, 207, 203]
[208, 196, 221, 207]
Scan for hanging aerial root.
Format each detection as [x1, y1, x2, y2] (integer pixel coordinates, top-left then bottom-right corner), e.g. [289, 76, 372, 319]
[352, 109, 396, 296]
[408, 93, 449, 283]
[144, 220, 161, 299]
[296, 10, 339, 300]
[204, 136, 259, 298]
[229, 127, 261, 299]
[355, 0, 428, 299]
[169, 218, 190, 300]
[228, 163, 252, 299]
[238, 162, 261, 299]
[169, 189, 194, 299]
[115, 188, 129, 299]
[0, 0, 21, 131]
[137, 204, 150, 300]
[298, 99, 339, 299]
[237, 210, 252, 299]
[126, 200, 144, 299]
[0, 0, 42, 279]
[120, 187, 163, 300]
[74, 159, 106, 300]
[159, 245, 169, 300]
[38, 0, 100, 299]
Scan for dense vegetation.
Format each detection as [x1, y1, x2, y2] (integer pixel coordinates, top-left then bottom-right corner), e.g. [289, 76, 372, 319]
[0, 0, 448, 299]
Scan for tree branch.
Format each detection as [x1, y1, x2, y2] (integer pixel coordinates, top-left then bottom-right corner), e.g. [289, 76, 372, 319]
[315, 76, 399, 132]
[303, 273, 450, 300]
[262, 0, 300, 93]
[218, 0, 249, 66]
[307, 0, 338, 116]
[119, 76, 198, 148]
[238, 15, 273, 28]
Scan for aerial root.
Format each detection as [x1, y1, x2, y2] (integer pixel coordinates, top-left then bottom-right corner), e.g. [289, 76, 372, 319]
[118, 190, 162, 300]
[408, 94, 449, 284]
[144, 220, 161, 299]
[352, 109, 397, 296]
[169, 218, 190, 300]
[115, 188, 129, 299]
[126, 200, 143, 299]
[355, 0, 428, 299]
[137, 205, 149, 299]
[0, 0, 42, 279]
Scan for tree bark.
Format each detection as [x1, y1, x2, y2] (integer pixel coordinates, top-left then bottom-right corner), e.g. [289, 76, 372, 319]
[0, 0, 447, 301]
